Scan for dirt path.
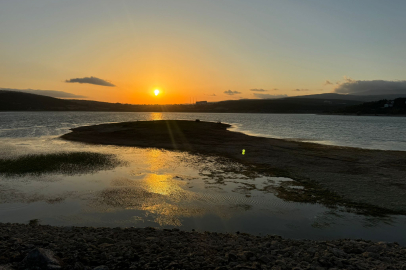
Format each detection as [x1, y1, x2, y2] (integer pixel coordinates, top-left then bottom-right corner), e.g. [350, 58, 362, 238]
[61, 120, 406, 215]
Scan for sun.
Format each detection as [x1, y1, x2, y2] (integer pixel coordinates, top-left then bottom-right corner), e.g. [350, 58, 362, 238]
[154, 89, 160, 96]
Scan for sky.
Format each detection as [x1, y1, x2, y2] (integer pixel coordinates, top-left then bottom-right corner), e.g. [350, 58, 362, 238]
[1, 0, 406, 104]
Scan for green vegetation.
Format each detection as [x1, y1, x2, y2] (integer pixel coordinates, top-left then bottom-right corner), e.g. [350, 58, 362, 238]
[0, 152, 121, 175]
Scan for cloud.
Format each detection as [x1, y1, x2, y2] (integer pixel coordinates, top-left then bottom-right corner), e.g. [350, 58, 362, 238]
[253, 93, 288, 99]
[294, 89, 309, 91]
[250, 88, 267, 92]
[205, 93, 216, 96]
[224, 90, 241, 95]
[0, 88, 86, 98]
[65, 76, 115, 87]
[250, 88, 279, 92]
[324, 80, 333, 85]
[334, 78, 406, 95]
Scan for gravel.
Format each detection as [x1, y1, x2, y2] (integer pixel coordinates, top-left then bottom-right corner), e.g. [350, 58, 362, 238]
[1, 223, 405, 269]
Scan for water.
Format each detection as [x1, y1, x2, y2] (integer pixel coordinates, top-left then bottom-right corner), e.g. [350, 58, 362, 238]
[0, 112, 405, 244]
[1, 111, 406, 150]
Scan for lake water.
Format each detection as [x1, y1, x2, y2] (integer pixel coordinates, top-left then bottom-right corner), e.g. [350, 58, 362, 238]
[1, 111, 406, 150]
[0, 112, 405, 244]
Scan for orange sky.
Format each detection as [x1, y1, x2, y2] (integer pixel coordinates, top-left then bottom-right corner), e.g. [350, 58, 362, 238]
[1, 1, 406, 104]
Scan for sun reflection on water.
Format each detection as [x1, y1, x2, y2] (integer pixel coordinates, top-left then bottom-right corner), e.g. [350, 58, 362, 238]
[143, 174, 183, 196]
[150, 112, 163, 121]
[146, 149, 168, 172]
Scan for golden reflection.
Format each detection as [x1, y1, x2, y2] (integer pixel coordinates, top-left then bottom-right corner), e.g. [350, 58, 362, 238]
[141, 202, 206, 226]
[150, 112, 163, 121]
[145, 149, 166, 172]
[142, 174, 181, 196]
[93, 174, 244, 226]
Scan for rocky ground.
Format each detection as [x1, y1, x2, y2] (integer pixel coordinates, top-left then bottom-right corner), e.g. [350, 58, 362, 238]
[1, 223, 405, 270]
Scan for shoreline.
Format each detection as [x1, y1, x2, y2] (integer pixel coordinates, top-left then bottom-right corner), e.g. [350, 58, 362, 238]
[1, 223, 405, 269]
[61, 120, 406, 216]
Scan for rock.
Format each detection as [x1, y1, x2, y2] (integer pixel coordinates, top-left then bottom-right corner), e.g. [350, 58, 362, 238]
[226, 252, 238, 262]
[0, 223, 406, 270]
[331, 248, 348, 258]
[98, 243, 114, 249]
[93, 266, 109, 270]
[258, 255, 271, 264]
[74, 262, 86, 270]
[97, 237, 115, 245]
[366, 245, 382, 253]
[239, 251, 255, 261]
[21, 248, 62, 269]
[362, 252, 379, 259]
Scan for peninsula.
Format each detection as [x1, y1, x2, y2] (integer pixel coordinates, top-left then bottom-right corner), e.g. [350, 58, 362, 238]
[61, 120, 406, 216]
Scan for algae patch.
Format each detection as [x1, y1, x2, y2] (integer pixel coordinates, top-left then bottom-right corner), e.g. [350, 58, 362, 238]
[0, 152, 122, 175]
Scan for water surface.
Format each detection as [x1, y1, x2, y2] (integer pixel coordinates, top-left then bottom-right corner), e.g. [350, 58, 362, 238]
[0, 112, 405, 244]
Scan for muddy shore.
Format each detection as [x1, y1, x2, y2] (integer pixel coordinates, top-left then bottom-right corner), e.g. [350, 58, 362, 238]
[1, 223, 406, 270]
[61, 120, 406, 216]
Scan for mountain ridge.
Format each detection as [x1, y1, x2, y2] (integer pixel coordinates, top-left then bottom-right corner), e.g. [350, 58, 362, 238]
[2, 90, 405, 113]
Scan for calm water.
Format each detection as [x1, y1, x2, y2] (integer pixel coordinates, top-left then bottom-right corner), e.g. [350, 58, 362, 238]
[1, 111, 406, 150]
[0, 112, 405, 244]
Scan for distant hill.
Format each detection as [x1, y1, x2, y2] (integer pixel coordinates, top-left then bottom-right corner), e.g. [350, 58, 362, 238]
[212, 98, 362, 113]
[0, 90, 363, 113]
[0, 91, 74, 111]
[285, 93, 406, 102]
[337, 98, 406, 115]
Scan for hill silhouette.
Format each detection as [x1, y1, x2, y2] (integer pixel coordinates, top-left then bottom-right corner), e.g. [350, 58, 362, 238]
[0, 90, 364, 113]
[338, 98, 406, 115]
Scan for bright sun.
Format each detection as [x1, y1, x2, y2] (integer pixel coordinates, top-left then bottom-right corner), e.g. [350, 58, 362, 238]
[154, 89, 160, 96]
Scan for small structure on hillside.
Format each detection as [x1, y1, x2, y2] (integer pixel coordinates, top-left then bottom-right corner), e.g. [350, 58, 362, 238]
[196, 101, 208, 105]
[384, 100, 394, 108]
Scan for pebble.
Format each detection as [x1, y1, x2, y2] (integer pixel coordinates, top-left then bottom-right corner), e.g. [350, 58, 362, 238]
[0, 223, 405, 269]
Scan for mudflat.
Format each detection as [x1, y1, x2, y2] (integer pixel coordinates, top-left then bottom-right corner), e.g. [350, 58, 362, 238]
[61, 120, 406, 215]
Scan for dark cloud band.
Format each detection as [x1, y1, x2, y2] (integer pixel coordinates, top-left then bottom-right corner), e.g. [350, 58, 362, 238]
[65, 76, 115, 87]
[250, 89, 267, 92]
[224, 90, 241, 95]
[334, 79, 406, 95]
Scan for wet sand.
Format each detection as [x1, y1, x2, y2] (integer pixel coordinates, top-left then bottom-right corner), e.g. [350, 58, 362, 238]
[61, 120, 406, 215]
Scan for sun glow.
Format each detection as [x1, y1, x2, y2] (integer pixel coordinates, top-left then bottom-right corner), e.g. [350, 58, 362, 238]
[154, 89, 160, 96]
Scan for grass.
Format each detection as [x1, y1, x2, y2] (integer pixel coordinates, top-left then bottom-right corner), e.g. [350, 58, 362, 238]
[0, 152, 121, 175]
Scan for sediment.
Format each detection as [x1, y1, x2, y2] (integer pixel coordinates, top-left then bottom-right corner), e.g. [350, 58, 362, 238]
[61, 120, 406, 215]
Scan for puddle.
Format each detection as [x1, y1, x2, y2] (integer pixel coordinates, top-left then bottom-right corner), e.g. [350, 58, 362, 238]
[0, 137, 405, 244]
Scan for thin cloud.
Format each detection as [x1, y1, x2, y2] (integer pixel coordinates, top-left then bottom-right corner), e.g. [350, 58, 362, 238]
[294, 89, 309, 91]
[224, 90, 241, 95]
[250, 88, 267, 92]
[205, 93, 216, 96]
[324, 80, 333, 85]
[0, 88, 86, 98]
[253, 93, 287, 99]
[334, 77, 406, 95]
[65, 76, 115, 87]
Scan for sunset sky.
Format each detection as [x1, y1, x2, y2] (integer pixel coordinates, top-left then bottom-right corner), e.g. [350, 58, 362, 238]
[1, 1, 406, 104]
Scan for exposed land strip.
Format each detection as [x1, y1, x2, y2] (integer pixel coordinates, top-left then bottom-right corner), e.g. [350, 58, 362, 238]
[61, 120, 406, 216]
